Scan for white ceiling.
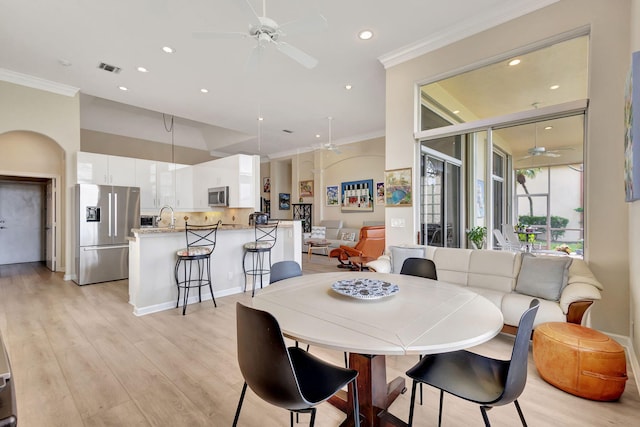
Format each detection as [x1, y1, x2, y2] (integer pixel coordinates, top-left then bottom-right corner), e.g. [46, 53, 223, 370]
[0, 0, 559, 159]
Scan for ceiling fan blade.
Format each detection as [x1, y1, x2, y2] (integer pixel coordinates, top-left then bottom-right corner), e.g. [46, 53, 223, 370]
[544, 152, 562, 157]
[193, 31, 249, 40]
[276, 41, 318, 69]
[238, 0, 262, 28]
[279, 14, 328, 36]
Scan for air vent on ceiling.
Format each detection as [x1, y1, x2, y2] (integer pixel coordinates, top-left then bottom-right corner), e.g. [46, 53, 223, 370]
[98, 62, 122, 73]
[282, 129, 293, 134]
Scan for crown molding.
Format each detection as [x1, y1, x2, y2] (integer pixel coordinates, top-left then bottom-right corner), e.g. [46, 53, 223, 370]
[0, 68, 79, 97]
[378, 0, 560, 69]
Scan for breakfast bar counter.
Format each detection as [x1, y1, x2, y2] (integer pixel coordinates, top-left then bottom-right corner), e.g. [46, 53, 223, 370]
[128, 221, 302, 316]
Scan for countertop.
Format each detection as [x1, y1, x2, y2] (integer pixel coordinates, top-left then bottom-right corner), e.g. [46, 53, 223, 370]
[132, 222, 293, 235]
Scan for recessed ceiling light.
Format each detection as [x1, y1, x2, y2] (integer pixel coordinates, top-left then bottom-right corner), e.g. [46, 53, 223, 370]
[316, 134, 321, 138]
[508, 59, 521, 66]
[200, 88, 209, 93]
[137, 66, 148, 73]
[345, 84, 352, 90]
[358, 30, 373, 40]
[549, 84, 560, 90]
[544, 126, 553, 130]
[162, 46, 174, 53]
[118, 86, 128, 91]
[258, 116, 264, 121]
[452, 110, 460, 114]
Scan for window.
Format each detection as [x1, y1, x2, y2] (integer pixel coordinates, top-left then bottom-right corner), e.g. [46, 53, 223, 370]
[415, 33, 588, 255]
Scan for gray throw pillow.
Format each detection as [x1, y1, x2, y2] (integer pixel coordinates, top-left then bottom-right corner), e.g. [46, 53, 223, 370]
[515, 254, 573, 301]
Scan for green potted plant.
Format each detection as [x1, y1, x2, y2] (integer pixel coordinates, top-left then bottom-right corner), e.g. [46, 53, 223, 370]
[466, 226, 487, 249]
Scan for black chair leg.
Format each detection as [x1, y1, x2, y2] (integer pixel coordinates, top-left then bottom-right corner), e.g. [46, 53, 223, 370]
[351, 379, 360, 427]
[514, 400, 528, 427]
[309, 407, 316, 427]
[407, 380, 417, 427]
[480, 406, 491, 427]
[418, 354, 423, 405]
[232, 382, 248, 427]
[206, 257, 217, 307]
[438, 390, 444, 427]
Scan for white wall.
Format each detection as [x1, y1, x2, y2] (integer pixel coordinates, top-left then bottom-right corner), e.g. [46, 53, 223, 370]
[385, 0, 631, 335]
[0, 81, 81, 275]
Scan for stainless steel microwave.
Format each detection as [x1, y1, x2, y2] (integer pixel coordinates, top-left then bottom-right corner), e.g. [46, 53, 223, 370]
[208, 186, 229, 207]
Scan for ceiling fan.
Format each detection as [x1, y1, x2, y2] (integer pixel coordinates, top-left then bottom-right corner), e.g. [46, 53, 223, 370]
[518, 123, 573, 161]
[193, 0, 327, 69]
[312, 117, 342, 154]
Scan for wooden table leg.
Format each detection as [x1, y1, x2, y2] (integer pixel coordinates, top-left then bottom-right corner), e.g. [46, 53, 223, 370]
[330, 353, 407, 427]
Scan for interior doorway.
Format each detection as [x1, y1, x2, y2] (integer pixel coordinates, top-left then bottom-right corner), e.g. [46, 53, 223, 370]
[0, 176, 56, 269]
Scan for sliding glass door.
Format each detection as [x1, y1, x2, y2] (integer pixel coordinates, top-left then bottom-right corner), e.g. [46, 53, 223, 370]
[420, 149, 461, 247]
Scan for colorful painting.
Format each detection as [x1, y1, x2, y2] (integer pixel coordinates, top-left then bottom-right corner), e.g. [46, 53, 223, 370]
[263, 177, 270, 193]
[625, 50, 640, 202]
[279, 193, 290, 210]
[299, 180, 313, 197]
[384, 168, 412, 206]
[326, 185, 339, 206]
[340, 179, 374, 212]
[376, 182, 385, 205]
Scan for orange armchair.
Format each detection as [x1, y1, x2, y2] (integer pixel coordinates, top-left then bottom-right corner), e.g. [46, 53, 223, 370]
[329, 225, 385, 268]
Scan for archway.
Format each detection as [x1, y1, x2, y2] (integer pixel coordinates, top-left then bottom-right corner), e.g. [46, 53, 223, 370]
[0, 130, 64, 270]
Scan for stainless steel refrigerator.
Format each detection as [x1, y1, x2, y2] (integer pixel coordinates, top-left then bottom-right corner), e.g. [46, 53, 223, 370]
[75, 184, 140, 285]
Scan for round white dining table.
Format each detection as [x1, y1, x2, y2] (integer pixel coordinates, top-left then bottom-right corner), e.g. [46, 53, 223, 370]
[252, 271, 504, 427]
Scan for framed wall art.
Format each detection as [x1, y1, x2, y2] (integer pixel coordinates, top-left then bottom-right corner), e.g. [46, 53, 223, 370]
[384, 168, 412, 206]
[376, 182, 385, 205]
[341, 179, 374, 212]
[279, 193, 290, 210]
[263, 177, 271, 193]
[625, 50, 640, 201]
[326, 185, 339, 206]
[299, 180, 313, 197]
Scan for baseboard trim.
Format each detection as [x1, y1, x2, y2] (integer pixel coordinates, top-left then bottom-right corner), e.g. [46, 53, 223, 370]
[604, 332, 639, 396]
[132, 286, 245, 316]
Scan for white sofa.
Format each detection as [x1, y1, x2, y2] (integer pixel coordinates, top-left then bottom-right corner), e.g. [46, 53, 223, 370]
[366, 246, 603, 329]
[302, 220, 361, 252]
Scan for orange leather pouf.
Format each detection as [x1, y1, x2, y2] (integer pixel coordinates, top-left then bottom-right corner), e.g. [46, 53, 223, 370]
[533, 322, 627, 401]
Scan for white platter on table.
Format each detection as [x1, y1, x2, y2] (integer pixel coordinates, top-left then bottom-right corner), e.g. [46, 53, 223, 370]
[331, 278, 399, 300]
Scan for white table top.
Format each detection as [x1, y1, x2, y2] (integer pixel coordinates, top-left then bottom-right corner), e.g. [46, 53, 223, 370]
[252, 272, 504, 356]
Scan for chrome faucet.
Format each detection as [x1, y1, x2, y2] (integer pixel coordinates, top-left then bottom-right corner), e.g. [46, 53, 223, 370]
[158, 205, 175, 229]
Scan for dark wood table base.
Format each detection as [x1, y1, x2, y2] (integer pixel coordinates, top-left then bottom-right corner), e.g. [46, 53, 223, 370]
[329, 353, 408, 427]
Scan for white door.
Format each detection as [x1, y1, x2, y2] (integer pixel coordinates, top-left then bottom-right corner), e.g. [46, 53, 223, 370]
[45, 179, 56, 271]
[0, 181, 44, 265]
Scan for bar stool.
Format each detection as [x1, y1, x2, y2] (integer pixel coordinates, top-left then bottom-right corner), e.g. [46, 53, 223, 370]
[242, 221, 278, 297]
[174, 220, 221, 315]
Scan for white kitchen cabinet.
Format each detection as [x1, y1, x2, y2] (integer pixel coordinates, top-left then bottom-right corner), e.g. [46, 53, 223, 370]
[76, 152, 135, 186]
[135, 159, 192, 212]
[174, 165, 193, 210]
[135, 159, 158, 210]
[198, 154, 259, 209]
[192, 164, 217, 210]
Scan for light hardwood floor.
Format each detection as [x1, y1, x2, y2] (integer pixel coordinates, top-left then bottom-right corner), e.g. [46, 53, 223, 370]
[0, 256, 638, 426]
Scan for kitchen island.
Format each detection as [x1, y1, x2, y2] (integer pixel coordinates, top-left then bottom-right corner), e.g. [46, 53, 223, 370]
[128, 221, 302, 316]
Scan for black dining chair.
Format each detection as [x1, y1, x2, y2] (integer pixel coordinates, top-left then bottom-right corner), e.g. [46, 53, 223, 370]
[400, 257, 437, 404]
[269, 260, 302, 284]
[405, 299, 539, 427]
[400, 257, 437, 280]
[233, 303, 360, 427]
[269, 260, 308, 354]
